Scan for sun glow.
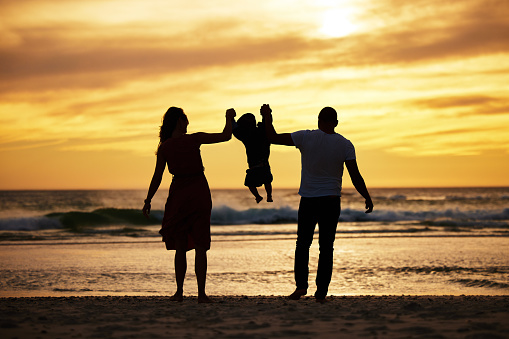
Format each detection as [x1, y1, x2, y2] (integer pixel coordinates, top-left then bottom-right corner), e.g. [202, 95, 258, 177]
[319, 8, 358, 38]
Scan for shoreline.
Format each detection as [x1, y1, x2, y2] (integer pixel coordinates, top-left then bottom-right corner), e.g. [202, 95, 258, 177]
[1, 295, 508, 338]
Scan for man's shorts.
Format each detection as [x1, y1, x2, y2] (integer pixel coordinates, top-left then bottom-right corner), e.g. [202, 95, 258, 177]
[244, 164, 273, 188]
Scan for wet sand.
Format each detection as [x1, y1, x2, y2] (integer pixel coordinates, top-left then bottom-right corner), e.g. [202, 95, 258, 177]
[1, 295, 508, 338]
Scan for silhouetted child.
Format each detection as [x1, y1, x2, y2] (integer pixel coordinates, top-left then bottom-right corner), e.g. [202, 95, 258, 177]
[233, 113, 273, 203]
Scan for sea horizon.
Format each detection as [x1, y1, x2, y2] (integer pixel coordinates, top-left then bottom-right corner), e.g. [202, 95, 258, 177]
[2, 185, 509, 191]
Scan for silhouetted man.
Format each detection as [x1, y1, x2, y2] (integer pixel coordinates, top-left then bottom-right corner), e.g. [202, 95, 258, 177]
[260, 104, 373, 303]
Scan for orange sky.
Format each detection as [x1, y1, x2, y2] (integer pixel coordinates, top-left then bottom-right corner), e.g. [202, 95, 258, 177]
[1, 0, 508, 189]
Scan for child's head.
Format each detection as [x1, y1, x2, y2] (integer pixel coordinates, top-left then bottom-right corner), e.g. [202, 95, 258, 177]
[237, 113, 256, 129]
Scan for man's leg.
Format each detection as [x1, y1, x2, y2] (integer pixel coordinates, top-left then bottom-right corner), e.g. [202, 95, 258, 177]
[291, 197, 318, 298]
[315, 196, 341, 301]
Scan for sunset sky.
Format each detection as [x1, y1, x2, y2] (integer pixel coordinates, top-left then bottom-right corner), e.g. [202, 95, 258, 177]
[1, 0, 508, 190]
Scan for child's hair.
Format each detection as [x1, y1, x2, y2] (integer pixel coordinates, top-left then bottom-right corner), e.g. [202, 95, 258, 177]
[237, 113, 256, 129]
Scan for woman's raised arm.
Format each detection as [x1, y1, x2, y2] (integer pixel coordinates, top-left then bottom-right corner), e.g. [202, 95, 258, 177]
[193, 109, 237, 145]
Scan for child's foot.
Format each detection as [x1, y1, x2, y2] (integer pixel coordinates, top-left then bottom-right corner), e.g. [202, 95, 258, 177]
[267, 196, 273, 202]
[255, 196, 263, 203]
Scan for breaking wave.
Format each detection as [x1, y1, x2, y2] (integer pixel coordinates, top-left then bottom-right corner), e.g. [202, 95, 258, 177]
[0, 206, 508, 231]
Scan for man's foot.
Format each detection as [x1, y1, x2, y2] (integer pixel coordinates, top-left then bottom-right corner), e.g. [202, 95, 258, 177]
[288, 289, 307, 300]
[267, 196, 273, 202]
[169, 292, 183, 302]
[255, 196, 263, 203]
[198, 294, 214, 303]
[315, 297, 327, 304]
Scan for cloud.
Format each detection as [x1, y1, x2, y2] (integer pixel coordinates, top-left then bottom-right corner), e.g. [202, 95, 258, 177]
[1, 0, 508, 98]
[0, 22, 332, 94]
[312, 0, 509, 68]
[405, 126, 500, 139]
[412, 95, 509, 116]
[0, 138, 67, 152]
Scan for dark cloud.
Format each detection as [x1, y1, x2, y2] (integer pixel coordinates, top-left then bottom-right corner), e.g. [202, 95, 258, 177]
[0, 22, 332, 94]
[1, 0, 508, 96]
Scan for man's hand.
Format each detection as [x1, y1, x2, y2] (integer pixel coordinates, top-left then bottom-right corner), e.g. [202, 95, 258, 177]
[226, 108, 236, 119]
[365, 199, 373, 213]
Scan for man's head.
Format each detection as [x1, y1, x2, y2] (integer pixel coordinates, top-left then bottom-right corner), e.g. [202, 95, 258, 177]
[318, 107, 338, 133]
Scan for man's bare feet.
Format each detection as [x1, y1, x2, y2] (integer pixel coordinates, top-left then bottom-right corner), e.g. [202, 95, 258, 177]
[267, 196, 273, 202]
[255, 196, 263, 203]
[169, 292, 183, 302]
[198, 294, 214, 303]
[288, 289, 307, 300]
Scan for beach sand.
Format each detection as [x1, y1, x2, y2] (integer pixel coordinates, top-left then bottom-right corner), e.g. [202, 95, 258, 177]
[1, 295, 508, 338]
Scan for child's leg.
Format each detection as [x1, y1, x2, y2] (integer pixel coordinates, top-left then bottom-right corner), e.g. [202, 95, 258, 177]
[249, 186, 263, 203]
[264, 182, 273, 202]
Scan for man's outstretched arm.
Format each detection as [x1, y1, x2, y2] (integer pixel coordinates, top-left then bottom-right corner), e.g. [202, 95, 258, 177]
[260, 104, 294, 146]
[345, 159, 373, 213]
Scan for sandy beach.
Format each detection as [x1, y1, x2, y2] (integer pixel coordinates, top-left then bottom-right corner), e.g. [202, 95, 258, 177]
[1, 295, 508, 338]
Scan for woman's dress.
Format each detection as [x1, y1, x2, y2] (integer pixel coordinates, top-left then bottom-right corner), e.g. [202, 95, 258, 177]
[158, 134, 212, 251]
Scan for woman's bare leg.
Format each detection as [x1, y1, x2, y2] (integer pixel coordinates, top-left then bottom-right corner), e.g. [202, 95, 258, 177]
[195, 246, 212, 303]
[171, 236, 187, 301]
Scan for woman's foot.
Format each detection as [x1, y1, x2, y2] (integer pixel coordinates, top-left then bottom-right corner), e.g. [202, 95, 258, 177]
[267, 195, 273, 202]
[169, 291, 183, 302]
[288, 289, 307, 300]
[255, 196, 263, 203]
[198, 294, 214, 303]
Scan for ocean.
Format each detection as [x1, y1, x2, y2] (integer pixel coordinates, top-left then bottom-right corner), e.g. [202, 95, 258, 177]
[0, 187, 508, 297]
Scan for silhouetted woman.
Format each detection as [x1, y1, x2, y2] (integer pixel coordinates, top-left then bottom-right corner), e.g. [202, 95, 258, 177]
[143, 106, 236, 303]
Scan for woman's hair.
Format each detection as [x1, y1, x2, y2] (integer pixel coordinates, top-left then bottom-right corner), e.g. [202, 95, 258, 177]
[158, 106, 187, 150]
